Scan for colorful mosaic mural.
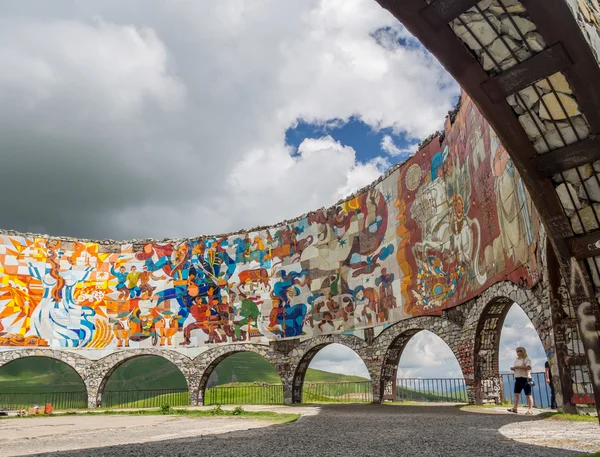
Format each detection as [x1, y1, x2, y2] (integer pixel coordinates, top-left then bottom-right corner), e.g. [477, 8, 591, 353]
[0, 91, 541, 350]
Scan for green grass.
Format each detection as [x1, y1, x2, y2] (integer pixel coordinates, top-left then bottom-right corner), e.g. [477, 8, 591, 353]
[394, 387, 468, 403]
[301, 381, 372, 403]
[103, 356, 188, 391]
[0, 358, 86, 393]
[102, 390, 190, 409]
[96, 406, 301, 424]
[0, 406, 301, 425]
[537, 412, 599, 422]
[205, 383, 284, 405]
[304, 369, 368, 383]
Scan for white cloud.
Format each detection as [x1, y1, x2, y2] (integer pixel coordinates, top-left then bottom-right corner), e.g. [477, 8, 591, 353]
[309, 343, 370, 378]
[0, 0, 458, 240]
[0, 18, 185, 117]
[499, 304, 547, 373]
[397, 331, 464, 378]
[380, 135, 419, 159]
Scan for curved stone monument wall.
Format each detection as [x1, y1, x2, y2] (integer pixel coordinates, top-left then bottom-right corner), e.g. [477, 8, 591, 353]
[0, 90, 541, 352]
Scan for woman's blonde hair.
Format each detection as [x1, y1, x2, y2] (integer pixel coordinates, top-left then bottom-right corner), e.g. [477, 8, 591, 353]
[516, 347, 528, 358]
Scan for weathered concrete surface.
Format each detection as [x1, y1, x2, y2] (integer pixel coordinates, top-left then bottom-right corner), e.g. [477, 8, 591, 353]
[500, 419, 600, 453]
[10, 405, 594, 457]
[0, 415, 280, 457]
[455, 406, 600, 452]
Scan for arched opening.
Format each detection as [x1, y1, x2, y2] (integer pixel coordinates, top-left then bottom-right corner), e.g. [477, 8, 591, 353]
[99, 355, 188, 408]
[474, 295, 548, 405]
[198, 351, 283, 406]
[395, 330, 466, 402]
[293, 343, 371, 404]
[499, 304, 553, 409]
[0, 357, 87, 411]
[379, 329, 466, 403]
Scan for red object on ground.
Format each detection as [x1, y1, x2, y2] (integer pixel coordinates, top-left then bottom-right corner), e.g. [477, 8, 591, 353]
[44, 403, 53, 414]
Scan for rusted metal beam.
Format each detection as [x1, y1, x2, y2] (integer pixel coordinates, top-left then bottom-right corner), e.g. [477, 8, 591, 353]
[569, 232, 600, 259]
[481, 44, 572, 102]
[533, 136, 600, 177]
[421, 0, 479, 28]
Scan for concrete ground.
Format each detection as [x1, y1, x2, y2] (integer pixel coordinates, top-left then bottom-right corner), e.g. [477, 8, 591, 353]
[1, 404, 598, 457]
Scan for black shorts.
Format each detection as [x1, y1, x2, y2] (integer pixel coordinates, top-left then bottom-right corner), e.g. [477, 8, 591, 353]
[514, 377, 532, 395]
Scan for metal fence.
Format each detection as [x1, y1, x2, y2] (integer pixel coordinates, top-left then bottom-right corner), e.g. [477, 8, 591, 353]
[302, 381, 373, 403]
[0, 391, 87, 411]
[395, 378, 468, 403]
[501, 372, 555, 408]
[204, 384, 283, 405]
[204, 381, 373, 405]
[0, 375, 568, 411]
[101, 388, 189, 408]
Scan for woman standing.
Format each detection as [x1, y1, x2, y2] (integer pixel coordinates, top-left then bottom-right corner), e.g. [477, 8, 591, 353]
[507, 346, 534, 414]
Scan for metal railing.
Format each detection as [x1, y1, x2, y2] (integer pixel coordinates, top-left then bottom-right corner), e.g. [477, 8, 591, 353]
[0, 391, 87, 411]
[204, 384, 283, 405]
[501, 372, 555, 408]
[302, 381, 373, 403]
[204, 381, 374, 405]
[101, 389, 189, 408]
[395, 378, 468, 403]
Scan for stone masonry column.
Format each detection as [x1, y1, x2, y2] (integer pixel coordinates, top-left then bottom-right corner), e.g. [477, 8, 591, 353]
[274, 361, 295, 405]
[269, 339, 308, 404]
[360, 346, 384, 404]
[442, 305, 481, 405]
[452, 336, 477, 404]
[185, 366, 202, 407]
[83, 377, 102, 408]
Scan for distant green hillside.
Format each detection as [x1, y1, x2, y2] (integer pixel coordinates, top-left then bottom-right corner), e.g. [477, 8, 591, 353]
[0, 353, 369, 393]
[0, 357, 84, 393]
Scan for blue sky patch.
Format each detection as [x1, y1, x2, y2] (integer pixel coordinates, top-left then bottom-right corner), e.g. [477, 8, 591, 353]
[370, 26, 423, 51]
[285, 117, 418, 164]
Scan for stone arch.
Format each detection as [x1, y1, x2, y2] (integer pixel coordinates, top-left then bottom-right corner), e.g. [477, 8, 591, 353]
[468, 281, 550, 404]
[374, 316, 463, 402]
[193, 344, 286, 405]
[289, 334, 369, 404]
[91, 349, 194, 408]
[0, 349, 91, 398]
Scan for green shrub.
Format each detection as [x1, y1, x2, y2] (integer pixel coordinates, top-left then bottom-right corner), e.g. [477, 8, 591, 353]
[210, 405, 223, 415]
[160, 404, 173, 415]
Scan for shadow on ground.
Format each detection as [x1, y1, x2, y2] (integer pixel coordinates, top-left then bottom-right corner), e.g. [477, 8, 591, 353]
[18, 404, 590, 457]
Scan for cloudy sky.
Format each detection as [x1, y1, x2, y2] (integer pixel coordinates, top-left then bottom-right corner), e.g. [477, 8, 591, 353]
[0, 0, 542, 379]
[0, 0, 457, 240]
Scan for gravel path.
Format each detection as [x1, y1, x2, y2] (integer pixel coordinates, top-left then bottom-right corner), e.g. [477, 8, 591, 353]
[14, 404, 595, 457]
